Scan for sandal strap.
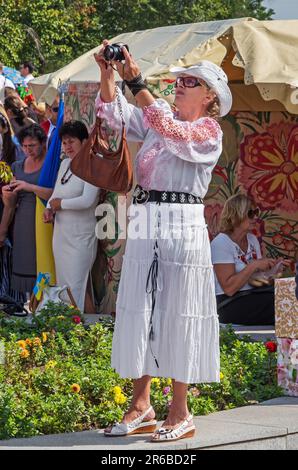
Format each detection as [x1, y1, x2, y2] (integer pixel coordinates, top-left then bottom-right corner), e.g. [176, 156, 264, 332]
[153, 415, 194, 440]
[127, 405, 153, 429]
[105, 406, 154, 435]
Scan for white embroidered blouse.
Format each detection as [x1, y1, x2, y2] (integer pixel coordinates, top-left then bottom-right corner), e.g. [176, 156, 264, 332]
[96, 88, 223, 197]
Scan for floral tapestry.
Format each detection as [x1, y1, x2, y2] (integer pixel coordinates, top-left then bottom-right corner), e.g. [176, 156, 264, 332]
[65, 82, 298, 313]
[205, 111, 298, 273]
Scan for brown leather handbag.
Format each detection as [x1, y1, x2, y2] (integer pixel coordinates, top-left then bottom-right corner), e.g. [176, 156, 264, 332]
[70, 89, 133, 194]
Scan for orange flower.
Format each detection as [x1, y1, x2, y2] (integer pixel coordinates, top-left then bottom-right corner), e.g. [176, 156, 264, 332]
[70, 383, 81, 393]
[33, 337, 42, 347]
[25, 339, 32, 347]
[20, 349, 30, 359]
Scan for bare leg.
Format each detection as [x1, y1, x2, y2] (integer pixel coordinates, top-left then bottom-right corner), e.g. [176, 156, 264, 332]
[122, 375, 155, 423]
[151, 380, 195, 441]
[104, 375, 155, 432]
[162, 380, 190, 427]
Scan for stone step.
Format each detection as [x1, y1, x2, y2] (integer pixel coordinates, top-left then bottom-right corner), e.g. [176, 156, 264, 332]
[1, 397, 297, 450]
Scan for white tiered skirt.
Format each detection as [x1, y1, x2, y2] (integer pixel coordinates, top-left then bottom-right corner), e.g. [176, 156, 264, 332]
[112, 202, 220, 384]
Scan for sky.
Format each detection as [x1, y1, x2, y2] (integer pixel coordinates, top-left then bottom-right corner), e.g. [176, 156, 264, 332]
[263, 0, 298, 19]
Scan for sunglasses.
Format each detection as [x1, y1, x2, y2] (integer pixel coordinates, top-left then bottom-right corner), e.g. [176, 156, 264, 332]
[247, 208, 260, 219]
[51, 106, 59, 112]
[174, 77, 203, 88]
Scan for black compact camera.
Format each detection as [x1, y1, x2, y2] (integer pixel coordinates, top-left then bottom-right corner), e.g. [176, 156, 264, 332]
[103, 43, 129, 62]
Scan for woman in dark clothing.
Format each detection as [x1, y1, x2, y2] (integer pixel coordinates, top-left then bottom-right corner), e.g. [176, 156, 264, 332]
[0, 113, 25, 303]
[1, 124, 52, 297]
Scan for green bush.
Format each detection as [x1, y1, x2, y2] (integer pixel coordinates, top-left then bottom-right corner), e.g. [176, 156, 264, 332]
[0, 306, 282, 440]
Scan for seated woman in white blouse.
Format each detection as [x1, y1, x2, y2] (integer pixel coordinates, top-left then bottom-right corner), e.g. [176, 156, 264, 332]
[43, 121, 100, 313]
[211, 194, 288, 325]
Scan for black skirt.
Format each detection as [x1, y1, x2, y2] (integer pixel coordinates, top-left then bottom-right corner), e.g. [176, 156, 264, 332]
[216, 286, 275, 326]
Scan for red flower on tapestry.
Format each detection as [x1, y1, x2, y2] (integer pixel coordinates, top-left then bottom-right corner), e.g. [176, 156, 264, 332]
[238, 123, 298, 212]
[280, 222, 293, 236]
[272, 234, 284, 246]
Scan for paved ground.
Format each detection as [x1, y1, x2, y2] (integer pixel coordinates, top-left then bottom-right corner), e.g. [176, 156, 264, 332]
[1, 397, 297, 450]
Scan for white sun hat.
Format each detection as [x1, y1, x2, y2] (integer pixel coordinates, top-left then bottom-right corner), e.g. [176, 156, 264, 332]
[169, 60, 232, 117]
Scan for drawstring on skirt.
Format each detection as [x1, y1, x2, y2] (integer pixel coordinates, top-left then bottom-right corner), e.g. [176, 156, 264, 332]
[146, 238, 160, 368]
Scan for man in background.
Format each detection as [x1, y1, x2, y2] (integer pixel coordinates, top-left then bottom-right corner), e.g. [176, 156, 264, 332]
[41, 95, 60, 149]
[20, 61, 35, 85]
[0, 63, 15, 102]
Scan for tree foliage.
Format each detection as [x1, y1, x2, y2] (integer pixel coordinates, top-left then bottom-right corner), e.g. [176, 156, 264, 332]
[0, 0, 274, 74]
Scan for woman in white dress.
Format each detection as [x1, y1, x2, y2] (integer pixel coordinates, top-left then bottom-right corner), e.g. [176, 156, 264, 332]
[43, 121, 99, 313]
[94, 40, 232, 441]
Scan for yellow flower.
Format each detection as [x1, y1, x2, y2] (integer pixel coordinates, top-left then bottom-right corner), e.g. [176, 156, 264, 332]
[25, 339, 32, 346]
[20, 349, 30, 359]
[17, 340, 27, 349]
[71, 383, 81, 393]
[33, 338, 42, 347]
[113, 386, 122, 395]
[42, 332, 48, 343]
[45, 360, 57, 370]
[114, 393, 127, 405]
[151, 378, 160, 385]
[220, 372, 224, 380]
[57, 316, 65, 320]
[166, 378, 172, 385]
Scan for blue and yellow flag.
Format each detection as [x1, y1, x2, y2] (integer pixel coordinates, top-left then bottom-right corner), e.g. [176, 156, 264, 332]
[35, 97, 65, 285]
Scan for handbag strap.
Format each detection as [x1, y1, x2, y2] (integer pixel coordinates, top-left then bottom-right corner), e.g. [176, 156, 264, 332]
[115, 86, 125, 126]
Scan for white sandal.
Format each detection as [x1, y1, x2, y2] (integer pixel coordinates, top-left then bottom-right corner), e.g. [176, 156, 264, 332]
[104, 405, 157, 437]
[151, 414, 195, 442]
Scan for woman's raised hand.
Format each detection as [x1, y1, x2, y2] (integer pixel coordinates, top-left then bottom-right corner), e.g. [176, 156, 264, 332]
[94, 40, 140, 82]
[93, 40, 114, 79]
[115, 46, 141, 81]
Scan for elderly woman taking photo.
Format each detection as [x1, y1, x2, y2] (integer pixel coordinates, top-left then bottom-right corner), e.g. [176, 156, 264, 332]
[94, 41, 232, 441]
[211, 194, 288, 326]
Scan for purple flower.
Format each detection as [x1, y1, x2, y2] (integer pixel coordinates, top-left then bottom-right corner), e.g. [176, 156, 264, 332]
[163, 386, 171, 396]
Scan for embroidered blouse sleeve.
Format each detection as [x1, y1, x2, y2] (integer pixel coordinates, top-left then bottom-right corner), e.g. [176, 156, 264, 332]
[143, 99, 223, 164]
[95, 86, 148, 142]
[61, 183, 99, 210]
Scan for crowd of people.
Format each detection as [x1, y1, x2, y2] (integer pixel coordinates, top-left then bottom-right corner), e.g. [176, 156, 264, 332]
[0, 51, 296, 442]
[0, 61, 100, 312]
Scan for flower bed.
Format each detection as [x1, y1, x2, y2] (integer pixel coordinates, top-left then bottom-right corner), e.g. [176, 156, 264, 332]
[0, 303, 283, 440]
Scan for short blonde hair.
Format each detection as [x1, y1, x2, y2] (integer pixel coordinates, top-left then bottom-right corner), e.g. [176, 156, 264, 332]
[206, 95, 220, 120]
[220, 194, 252, 233]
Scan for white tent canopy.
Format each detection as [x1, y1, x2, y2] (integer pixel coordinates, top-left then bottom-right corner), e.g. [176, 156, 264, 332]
[30, 17, 298, 113]
[29, 17, 244, 104]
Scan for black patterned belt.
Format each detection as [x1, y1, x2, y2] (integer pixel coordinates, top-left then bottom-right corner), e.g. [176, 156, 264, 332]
[132, 185, 204, 205]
